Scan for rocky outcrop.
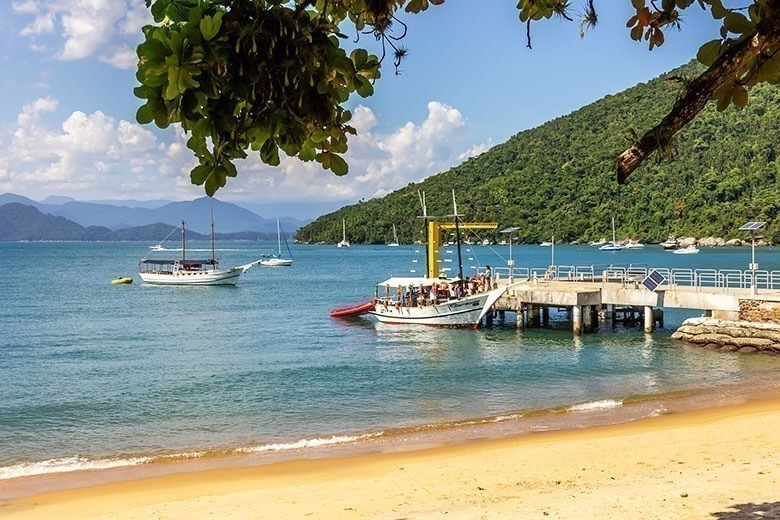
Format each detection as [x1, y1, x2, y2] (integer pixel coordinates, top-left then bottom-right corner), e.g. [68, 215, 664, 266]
[671, 317, 780, 353]
[740, 300, 780, 323]
[725, 239, 743, 246]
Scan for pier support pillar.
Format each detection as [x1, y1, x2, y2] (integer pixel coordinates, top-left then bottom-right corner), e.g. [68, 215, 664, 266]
[644, 306, 654, 333]
[591, 305, 599, 331]
[530, 306, 541, 328]
[572, 305, 583, 336]
[542, 306, 550, 326]
[583, 305, 592, 333]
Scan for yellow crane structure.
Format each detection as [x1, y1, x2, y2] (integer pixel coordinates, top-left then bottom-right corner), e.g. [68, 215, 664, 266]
[425, 221, 498, 279]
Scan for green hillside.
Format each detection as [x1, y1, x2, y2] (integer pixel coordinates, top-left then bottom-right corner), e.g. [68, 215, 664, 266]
[296, 61, 779, 245]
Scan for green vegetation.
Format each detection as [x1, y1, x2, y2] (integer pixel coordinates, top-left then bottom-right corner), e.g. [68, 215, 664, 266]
[136, 1, 780, 192]
[295, 62, 779, 245]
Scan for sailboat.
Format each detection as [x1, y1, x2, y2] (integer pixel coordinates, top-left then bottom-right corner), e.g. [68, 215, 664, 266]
[599, 217, 623, 252]
[330, 191, 506, 328]
[260, 218, 294, 266]
[337, 218, 350, 248]
[388, 224, 400, 247]
[138, 213, 261, 285]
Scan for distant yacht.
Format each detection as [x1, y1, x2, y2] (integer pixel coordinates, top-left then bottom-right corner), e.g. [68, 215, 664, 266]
[674, 245, 700, 255]
[660, 237, 680, 250]
[388, 224, 400, 247]
[337, 218, 350, 248]
[260, 218, 293, 267]
[624, 240, 645, 249]
[599, 217, 623, 252]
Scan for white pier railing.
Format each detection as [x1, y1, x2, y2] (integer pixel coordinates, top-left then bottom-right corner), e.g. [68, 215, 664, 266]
[486, 265, 780, 292]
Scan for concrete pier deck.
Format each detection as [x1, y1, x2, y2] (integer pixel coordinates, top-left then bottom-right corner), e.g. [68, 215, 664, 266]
[493, 274, 780, 334]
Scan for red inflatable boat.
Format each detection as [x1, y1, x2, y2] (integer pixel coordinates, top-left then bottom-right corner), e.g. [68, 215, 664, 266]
[330, 300, 374, 318]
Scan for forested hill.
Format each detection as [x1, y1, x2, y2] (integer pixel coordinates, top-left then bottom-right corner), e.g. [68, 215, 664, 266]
[295, 61, 779, 245]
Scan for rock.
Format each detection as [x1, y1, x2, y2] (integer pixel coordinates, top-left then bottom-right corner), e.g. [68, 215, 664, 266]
[704, 343, 721, 350]
[752, 330, 780, 342]
[698, 237, 718, 247]
[732, 337, 774, 348]
[676, 326, 710, 335]
[725, 239, 743, 247]
[756, 239, 770, 246]
[738, 346, 758, 353]
[670, 331, 687, 340]
[679, 237, 697, 247]
[715, 237, 725, 247]
[720, 345, 739, 352]
[692, 333, 736, 346]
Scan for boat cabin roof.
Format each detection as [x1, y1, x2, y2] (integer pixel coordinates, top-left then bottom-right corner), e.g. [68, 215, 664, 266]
[377, 277, 454, 288]
[140, 258, 217, 266]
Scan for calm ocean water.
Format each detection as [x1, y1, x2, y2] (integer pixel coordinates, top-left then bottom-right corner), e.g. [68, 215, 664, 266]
[1, 242, 778, 480]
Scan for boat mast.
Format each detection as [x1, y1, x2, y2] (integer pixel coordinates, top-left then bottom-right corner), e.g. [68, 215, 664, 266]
[276, 217, 282, 255]
[181, 219, 186, 262]
[210, 208, 216, 261]
[452, 190, 464, 289]
[418, 191, 428, 277]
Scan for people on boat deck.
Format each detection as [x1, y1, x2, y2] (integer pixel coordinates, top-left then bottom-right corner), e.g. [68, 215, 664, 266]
[381, 270, 497, 308]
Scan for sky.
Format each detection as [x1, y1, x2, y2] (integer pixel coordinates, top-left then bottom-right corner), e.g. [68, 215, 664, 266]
[0, 1, 724, 218]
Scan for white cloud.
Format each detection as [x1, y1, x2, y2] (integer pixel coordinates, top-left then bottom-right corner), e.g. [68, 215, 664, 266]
[458, 139, 494, 161]
[13, 1, 150, 69]
[0, 99, 490, 205]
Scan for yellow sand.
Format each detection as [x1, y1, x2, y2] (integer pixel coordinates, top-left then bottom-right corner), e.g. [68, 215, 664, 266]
[3, 398, 780, 519]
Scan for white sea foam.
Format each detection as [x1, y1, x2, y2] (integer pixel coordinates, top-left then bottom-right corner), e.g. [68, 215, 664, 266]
[236, 432, 383, 454]
[566, 399, 623, 412]
[0, 434, 383, 480]
[0, 455, 155, 480]
[491, 414, 524, 423]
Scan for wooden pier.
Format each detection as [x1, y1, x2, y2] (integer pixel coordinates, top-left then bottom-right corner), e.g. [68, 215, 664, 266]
[489, 267, 780, 334]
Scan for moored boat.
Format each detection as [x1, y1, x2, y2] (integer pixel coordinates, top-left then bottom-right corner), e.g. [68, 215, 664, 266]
[337, 218, 350, 248]
[111, 276, 133, 285]
[260, 218, 294, 267]
[338, 190, 506, 328]
[138, 216, 260, 286]
[660, 237, 680, 250]
[673, 245, 700, 255]
[599, 217, 623, 251]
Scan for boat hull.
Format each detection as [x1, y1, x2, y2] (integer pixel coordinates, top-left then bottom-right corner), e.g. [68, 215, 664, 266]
[260, 258, 293, 267]
[370, 287, 506, 328]
[138, 269, 242, 285]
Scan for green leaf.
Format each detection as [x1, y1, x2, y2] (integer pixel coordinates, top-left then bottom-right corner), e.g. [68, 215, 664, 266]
[716, 85, 732, 112]
[330, 154, 348, 175]
[199, 12, 224, 41]
[355, 75, 374, 97]
[136, 103, 154, 124]
[696, 39, 721, 67]
[260, 139, 280, 166]
[204, 173, 219, 196]
[631, 0, 645, 9]
[723, 12, 755, 35]
[191, 164, 212, 185]
[731, 86, 748, 108]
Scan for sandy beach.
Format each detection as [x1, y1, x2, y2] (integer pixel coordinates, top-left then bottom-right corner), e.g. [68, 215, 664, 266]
[3, 396, 780, 519]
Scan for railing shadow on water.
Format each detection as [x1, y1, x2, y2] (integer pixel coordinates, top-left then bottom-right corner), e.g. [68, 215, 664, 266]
[710, 501, 780, 519]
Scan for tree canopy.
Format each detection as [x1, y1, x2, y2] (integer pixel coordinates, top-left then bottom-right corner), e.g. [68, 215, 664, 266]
[136, 0, 780, 195]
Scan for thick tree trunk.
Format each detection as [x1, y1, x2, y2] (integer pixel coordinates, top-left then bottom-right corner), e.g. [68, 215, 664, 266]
[616, 16, 780, 184]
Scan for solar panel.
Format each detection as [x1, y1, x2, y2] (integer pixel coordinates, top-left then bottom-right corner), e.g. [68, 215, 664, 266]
[642, 269, 666, 292]
[739, 221, 766, 231]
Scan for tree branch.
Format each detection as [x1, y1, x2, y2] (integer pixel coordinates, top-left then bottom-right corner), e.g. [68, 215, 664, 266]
[616, 15, 780, 184]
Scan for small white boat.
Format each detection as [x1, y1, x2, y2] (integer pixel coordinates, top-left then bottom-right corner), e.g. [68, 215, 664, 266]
[261, 218, 293, 267]
[337, 218, 350, 248]
[388, 224, 400, 247]
[139, 216, 260, 285]
[624, 240, 645, 249]
[149, 244, 165, 251]
[539, 241, 553, 247]
[660, 238, 680, 250]
[673, 245, 700, 255]
[600, 217, 623, 252]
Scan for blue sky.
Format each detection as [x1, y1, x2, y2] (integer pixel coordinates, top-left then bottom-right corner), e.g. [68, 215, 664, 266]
[0, 1, 722, 217]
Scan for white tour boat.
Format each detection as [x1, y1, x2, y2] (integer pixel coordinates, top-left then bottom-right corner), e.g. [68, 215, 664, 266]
[329, 191, 506, 328]
[261, 218, 293, 267]
[138, 217, 260, 286]
[337, 218, 350, 248]
[624, 240, 645, 249]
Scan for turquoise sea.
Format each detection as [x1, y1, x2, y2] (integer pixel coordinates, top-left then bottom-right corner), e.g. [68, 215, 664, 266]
[1, 242, 779, 490]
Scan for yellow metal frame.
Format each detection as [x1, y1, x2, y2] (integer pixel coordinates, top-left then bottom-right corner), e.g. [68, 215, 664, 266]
[426, 221, 498, 279]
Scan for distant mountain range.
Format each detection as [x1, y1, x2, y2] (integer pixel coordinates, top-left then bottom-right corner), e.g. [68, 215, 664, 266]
[0, 193, 309, 235]
[0, 203, 291, 242]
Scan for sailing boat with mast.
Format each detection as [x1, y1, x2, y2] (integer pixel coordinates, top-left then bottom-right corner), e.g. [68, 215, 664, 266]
[138, 211, 261, 285]
[599, 216, 623, 252]
[330, 190, 506, 327]
[388, 224, 400, 247]
[337, 218, 350, 248]
[261, 218, 294, 266]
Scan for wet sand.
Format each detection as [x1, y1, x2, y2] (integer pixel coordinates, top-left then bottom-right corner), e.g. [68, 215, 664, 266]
[3, 395, 780, 519]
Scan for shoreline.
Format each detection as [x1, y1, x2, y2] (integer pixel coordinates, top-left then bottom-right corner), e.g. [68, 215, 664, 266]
[3, 384, 780, 518]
